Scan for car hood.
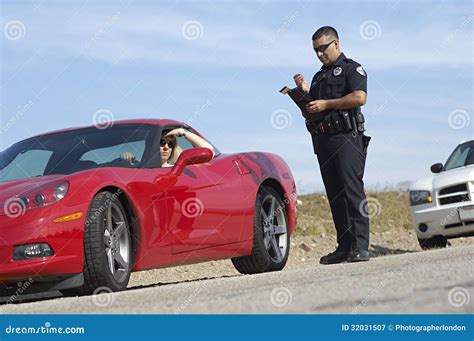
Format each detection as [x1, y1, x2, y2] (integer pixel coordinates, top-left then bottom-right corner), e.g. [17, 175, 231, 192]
[410, 165, 474, 191]
[0, 175, 66, 203]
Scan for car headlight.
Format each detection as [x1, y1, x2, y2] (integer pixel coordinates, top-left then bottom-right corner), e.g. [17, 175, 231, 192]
[409, 190, 432, 206]
[0, 181, 69, 216]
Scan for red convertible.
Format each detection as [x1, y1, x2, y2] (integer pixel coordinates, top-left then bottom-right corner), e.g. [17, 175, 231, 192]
[0, 119, 297, 296]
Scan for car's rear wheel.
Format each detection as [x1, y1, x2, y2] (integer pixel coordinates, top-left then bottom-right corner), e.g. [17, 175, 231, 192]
[61, 191, 132, 296]
[418, 235, 448, 250]
[231, 186, 290, 274]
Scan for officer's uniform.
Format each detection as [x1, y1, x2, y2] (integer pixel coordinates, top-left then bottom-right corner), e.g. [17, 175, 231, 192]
[307, 52, 370, 253]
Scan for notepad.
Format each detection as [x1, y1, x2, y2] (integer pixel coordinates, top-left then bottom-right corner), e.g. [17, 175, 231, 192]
[279, 86, 313, 119]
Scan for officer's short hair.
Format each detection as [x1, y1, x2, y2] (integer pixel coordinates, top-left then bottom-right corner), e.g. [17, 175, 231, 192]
[312, 26, 339, 41]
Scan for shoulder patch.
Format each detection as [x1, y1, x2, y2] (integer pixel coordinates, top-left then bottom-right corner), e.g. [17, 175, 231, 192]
[356, 66, 366, 76]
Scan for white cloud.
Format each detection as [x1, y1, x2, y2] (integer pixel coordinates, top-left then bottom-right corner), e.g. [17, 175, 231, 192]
[1, 4, 472, 70]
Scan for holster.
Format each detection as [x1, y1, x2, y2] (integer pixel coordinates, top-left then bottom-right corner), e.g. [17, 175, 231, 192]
[362, 135, 371, 153]
[354, 108, 366, 133]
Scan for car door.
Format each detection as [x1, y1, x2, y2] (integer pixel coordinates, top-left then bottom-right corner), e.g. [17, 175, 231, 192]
[152, 128, 248, 253]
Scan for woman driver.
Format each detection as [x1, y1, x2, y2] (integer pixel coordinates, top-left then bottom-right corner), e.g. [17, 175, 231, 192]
[121, 128, 214, 167]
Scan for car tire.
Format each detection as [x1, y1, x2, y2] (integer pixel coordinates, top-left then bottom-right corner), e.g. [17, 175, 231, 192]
[418, 235, 448, 250]
[61, 191, 132, 296]
[231, 186, 290, 274]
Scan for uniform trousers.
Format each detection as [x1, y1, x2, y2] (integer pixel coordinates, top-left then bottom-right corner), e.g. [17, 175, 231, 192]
[312, 132, 369, 251]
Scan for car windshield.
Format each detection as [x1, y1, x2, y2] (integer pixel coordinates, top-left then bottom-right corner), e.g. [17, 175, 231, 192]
[444, 140, 474, 171]
[0, 124, 154, 182]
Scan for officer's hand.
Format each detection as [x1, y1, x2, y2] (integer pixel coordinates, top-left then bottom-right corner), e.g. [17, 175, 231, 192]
[293, 74, 309, 93]
[306, 100, 327, 113]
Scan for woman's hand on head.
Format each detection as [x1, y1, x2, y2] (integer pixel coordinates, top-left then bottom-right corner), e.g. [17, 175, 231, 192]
[165, 128, 185, 137]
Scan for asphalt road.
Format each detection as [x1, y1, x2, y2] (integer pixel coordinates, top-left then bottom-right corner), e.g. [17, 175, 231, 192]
[1, 245, 473, 314]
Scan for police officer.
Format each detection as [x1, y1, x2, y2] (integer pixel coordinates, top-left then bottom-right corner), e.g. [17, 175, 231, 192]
[294, 26, 370, 264]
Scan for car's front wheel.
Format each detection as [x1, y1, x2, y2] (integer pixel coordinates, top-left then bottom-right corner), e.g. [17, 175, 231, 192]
[418, 235, 448, 250]
[61, 191, 132, 296]
[231, 186, 290, 274]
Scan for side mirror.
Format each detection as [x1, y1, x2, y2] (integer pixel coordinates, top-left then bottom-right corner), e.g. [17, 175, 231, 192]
[430, 163, 443, 173]
[171, 148, 213, 176]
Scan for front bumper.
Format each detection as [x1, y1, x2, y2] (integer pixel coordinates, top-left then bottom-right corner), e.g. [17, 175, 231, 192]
[410, 201, 474, 239]
[0, 273, 84, 299]
[0, 202, 87, 284]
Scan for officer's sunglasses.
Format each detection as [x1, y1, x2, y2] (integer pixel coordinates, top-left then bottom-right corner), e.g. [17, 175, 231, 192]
[313, 40, 336, 53]
[160, 139, 175, 148]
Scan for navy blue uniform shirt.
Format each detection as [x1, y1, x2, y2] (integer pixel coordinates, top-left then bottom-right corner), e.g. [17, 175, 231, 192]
[309, 52, 367, 105]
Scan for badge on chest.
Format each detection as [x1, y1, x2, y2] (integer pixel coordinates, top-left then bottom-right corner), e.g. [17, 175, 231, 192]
[333, 67, 342, 76]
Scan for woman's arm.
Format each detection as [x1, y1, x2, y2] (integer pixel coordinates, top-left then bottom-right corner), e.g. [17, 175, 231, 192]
[166, 128, 214, 150]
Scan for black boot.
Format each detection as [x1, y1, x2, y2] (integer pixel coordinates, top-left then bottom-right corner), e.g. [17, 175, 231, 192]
[320, 248, 351, 265]
[347, 249, 370, 262]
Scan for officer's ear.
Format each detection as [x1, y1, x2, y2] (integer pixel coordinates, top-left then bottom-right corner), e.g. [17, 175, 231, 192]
[334, 39, 340, 50]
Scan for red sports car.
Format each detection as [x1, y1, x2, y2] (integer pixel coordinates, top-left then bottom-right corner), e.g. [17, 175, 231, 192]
[0, 119, 297, 296]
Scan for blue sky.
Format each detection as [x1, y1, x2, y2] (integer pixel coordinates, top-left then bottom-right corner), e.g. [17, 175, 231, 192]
[1, 0, 472, 193]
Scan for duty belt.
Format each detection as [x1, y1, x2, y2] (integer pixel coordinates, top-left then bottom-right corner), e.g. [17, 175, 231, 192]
[305, 110, 365, 135]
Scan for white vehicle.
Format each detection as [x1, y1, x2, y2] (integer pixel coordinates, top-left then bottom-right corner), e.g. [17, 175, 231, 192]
[409, 140, 474, 249]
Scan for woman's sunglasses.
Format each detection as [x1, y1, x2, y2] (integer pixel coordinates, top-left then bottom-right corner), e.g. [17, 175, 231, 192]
[160, 139, 175, 148]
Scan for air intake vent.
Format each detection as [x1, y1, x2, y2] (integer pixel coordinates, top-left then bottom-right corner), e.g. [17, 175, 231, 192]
[439, 183, 467, 195]
[439, 194, 470, 205]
